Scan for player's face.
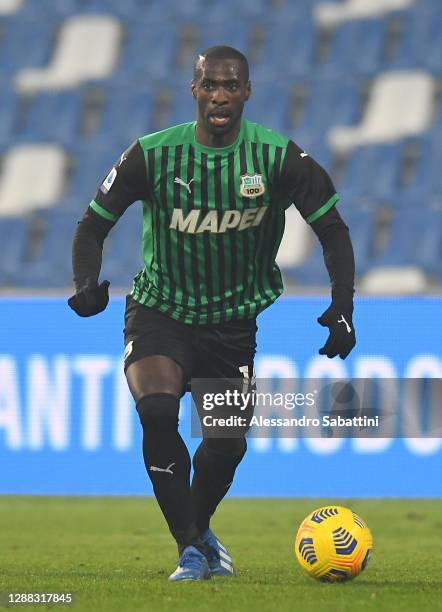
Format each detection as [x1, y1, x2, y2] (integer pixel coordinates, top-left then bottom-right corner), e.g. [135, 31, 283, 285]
[192, 58, 251, 145]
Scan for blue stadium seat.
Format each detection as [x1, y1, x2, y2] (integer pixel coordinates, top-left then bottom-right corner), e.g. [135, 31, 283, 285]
[284, 132, 332, 171]
[342, 205, 378, 277]
[253, 20, 317, 80]
[266, 0, 325, 22]
[65, 143, 123, 205]
[170, 0, 267, 23]
[83, 0, 149, 22]
[113, 22, 178, 81]
[197, 22, 250, 57]
[370, 207, 441, 279]
[244, 82, 290, 133]
[17, 91, 83, 146]
[385, 8, 442, 74]
[384, 10, 422, 70]
[318, 19, 386, 77]
[90, 84, 154, 148]
[284, 203, 376, 285]
[432, 95, 442, 132]
[166, 77, 195, 128]
[204, 0, 267, 22]
[402, 135, 442, 201]
[24, 0, 80, 19]
[101, 203, 144, 286]
[145, 0, 325, 24]
[57, 196, 86, 216]
[338, 144, 402, 202]
[0, 217, 29, 286]
[0, 87, 18, 151]
[18, 209, 78, 288]
[0, 17, 55, 78]
[415, 206, 442, 279]
[143, 0, 202, 23]
[294, 77, 361, 140]
[24, 0, 146, 20]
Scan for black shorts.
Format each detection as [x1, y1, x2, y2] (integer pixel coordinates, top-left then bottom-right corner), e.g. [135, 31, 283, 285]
[123, 295, 257, 392]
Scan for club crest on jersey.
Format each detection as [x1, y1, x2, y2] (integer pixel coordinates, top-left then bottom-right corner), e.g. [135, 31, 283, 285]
[240, 173, 265, 198]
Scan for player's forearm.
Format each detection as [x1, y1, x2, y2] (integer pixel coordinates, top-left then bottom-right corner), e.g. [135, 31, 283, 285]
[72, 216, 107, 292]
[311, 209, 355, 308]
[321, 225, 355, 307]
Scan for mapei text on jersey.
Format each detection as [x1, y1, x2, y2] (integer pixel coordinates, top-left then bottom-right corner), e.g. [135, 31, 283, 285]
[169, 207, 268, 234]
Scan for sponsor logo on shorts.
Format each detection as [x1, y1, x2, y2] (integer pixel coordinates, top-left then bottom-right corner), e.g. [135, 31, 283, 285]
[124, 340, 133, 362]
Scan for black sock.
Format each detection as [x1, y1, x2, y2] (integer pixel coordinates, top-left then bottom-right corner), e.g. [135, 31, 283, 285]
[191, 438, 247, 534]
[136, 393, 203, 554]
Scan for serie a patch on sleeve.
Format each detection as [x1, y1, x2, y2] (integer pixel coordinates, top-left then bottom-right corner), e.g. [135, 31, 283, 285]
[100, 167, 117, 194]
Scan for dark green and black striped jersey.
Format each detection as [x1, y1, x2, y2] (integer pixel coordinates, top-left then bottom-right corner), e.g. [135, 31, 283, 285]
[90, 119, 338, 325]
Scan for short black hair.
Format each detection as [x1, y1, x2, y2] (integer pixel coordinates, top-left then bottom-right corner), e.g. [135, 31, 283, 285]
[193, 46, 249, 81]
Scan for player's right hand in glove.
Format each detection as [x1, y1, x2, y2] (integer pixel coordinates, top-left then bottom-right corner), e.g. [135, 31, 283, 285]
[317, 302, 356, 360]
[68, 279, 110, 317]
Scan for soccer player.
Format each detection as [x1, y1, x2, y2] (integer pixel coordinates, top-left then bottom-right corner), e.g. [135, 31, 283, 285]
[69, 46, 356, 581]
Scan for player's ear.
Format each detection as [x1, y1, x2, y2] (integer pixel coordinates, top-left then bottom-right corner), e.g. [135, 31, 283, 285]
[245, 81, 251, 101]
[191, 80, 197, 99]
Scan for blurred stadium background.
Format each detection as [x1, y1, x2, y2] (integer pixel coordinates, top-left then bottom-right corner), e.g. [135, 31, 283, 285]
[0, 0, 440, 292]
[0, 0, 440, 500]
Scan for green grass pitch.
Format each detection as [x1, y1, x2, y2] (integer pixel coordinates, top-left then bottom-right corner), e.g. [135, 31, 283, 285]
[1, 497, 441, 611]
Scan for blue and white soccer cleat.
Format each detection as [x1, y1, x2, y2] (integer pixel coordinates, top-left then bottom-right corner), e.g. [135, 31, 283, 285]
[168, 545, 211, 582]
[201, 529, 235, 577]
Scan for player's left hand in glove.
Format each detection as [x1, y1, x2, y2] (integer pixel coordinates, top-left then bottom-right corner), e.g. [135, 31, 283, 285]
[68, 279, 110, 317]
[317, 302, 356, 359]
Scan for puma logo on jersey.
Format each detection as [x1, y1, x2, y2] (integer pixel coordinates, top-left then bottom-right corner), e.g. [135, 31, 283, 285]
[174, 176, 194, 194]
[169, 207, 268, 234]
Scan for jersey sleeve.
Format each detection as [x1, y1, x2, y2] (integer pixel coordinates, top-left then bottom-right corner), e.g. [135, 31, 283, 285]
[89, 140, 149, 223]
[278, 140, 339, 224]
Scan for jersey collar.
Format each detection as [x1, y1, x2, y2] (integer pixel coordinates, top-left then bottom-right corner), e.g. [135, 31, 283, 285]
[192, 120, 244, 155]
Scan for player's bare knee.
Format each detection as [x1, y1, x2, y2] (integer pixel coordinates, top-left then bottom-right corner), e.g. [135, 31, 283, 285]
[130, 382, 181, 403]
[126, 356, 183, 402]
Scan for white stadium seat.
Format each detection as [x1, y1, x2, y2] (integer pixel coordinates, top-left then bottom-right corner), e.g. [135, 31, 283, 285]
[276, 207, 313, 268]
[328, 71, 435, 153]
[15, 15, 121, 92]
[360, 266, 429, 294]
[314, 0, 415, 27]
[0, 0, 23, 15]
[0, 145, 67, 217]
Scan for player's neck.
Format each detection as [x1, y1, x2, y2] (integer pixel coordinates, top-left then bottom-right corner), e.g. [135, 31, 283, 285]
[195, 121, 242, 149]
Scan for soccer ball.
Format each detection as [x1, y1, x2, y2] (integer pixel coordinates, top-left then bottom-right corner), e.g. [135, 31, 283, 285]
[295, 506, 373, 582]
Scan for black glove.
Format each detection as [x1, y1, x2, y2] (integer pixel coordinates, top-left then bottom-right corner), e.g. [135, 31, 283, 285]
[68, 280, 110, 317]
[317, 302, 356, 360]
